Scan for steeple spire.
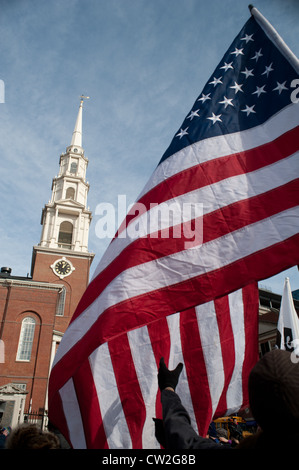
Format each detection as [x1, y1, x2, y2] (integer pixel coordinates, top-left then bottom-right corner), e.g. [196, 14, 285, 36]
[70, 95, 89, 148]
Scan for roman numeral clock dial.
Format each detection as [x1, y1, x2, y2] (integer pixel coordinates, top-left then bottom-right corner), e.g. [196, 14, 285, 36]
[51, 257, 75, 279]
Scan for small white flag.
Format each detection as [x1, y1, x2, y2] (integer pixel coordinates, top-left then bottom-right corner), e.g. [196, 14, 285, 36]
[277, 278, 299, 355]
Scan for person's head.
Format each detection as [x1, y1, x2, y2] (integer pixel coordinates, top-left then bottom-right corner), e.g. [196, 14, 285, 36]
[0, 427, 10, 435]
[217, 427, 228, 439]
[5, 424, 60, 449]
[248, 349, 299, 433]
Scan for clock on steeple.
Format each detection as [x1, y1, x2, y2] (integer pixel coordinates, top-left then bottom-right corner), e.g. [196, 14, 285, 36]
[51, 257, 75, 279]
[31, 97, 94, 323]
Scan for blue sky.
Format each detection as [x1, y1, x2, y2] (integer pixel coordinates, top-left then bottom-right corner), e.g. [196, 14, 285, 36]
[0, 0, 298, 295]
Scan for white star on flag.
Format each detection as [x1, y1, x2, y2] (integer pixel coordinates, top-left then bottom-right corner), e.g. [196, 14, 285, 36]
[241, 67, 254, 78]
[241, 33, 254, 43]
[219, 96, 234, 108]
[176, 127, 189, 139]
[273, 81, 288, 94]
[187, 110, 200, 120]
[209, 76, 223, 87]
[252, 85, 267, 97]
[262, 63, 274, 77]
[207, 112, 222, 124]
[197, 93, 211, 103]
[241, 104, 256, 116]
[230, 47, 244, 56]
[230, 82, 243, 94]
[220, 62, 234, 72]
[251, 48, 263, 61]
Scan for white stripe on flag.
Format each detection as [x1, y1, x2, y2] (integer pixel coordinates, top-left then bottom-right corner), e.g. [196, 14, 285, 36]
[89, 342, 132, 449]
[226, 290, 246, 415]
[60, 379, 86, 449]
[167, 312, 198, 434]
[195, 301, 225, 418]
[127, 326, 160, 449]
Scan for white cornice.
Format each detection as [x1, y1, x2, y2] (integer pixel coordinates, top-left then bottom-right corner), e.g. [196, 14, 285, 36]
[32, 245, 95, 260]
[0, 277, 64, 290]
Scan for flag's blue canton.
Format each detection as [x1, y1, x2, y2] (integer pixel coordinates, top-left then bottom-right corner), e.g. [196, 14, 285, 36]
[160, 16, 298, 164]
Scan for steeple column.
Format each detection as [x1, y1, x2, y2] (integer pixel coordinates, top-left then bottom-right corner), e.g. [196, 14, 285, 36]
[49, 207, 59, 249]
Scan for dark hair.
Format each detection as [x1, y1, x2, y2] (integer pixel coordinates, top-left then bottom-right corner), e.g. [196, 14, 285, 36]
[5, 424, 60, 449]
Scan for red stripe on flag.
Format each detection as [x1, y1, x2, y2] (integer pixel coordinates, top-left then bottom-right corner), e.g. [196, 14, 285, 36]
[48, 389, 72, 448]
[72, 360, 108, 449]
[240, 284, 259, 410]
[147, 317, 171, 422]
[108, 334, 146, 449]
[213, 296, 235, 418]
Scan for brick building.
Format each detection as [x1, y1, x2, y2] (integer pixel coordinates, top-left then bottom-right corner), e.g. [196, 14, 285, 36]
[0, 98, 94, 427]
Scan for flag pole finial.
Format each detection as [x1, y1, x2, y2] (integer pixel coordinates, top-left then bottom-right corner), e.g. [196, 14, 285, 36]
[80, 95, 90, 105]
[248, 4, 254, 13]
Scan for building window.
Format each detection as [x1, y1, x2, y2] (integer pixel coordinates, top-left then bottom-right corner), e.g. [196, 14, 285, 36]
[66, 187, 75, 199]
[16, 317, 36, 361]
[70, 162, 77, 174]
[56, 287, 66, 316]
[58, 221, 73, 249]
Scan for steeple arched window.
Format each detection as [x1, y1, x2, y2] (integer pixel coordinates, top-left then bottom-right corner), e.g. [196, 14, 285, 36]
[66, 187, 75, 200]
[58, 221, 73, 249]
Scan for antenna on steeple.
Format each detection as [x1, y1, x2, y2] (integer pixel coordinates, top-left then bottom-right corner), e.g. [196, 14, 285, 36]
[80, 95, 90, 104]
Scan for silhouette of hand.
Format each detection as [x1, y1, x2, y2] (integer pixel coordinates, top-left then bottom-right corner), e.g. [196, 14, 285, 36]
[158, 357, 183, 391]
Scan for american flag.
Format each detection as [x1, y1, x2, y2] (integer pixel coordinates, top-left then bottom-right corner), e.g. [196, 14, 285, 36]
[48, 7, 299, 448]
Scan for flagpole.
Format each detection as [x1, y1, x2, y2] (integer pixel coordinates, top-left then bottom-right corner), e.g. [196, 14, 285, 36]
[249, 4, 299, 73]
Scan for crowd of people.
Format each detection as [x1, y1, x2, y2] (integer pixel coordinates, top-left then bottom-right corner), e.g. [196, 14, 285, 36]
[157, 349, 299, 449]
[0, 349, 298, 449]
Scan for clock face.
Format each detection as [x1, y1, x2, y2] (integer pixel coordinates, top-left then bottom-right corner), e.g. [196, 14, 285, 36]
[55, 260, 71, 276]
[51, 257, 75, 279]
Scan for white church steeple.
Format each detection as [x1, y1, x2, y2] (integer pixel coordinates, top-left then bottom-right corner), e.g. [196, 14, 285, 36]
[38, 98, 93, 254]
[70, 97, 84, 148]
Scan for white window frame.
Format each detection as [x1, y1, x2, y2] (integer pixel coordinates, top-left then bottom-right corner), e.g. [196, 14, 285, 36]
[56, 287, 66, 316]
[16, 317, 36, 362]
